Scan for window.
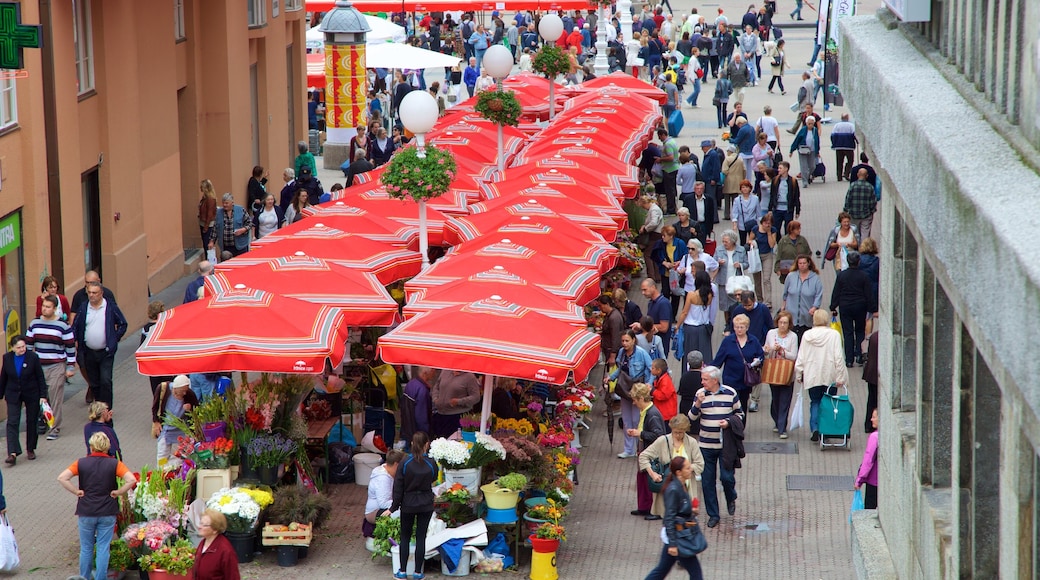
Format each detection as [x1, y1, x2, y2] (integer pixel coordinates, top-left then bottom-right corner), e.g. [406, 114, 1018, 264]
[285, 0, 302, 11]
[0, 78, 16, 129]
[174, 0, 185, 40]
[73, 0, 94, 95]
[248, 0, 266, 27]
[272, 0, 280, 19]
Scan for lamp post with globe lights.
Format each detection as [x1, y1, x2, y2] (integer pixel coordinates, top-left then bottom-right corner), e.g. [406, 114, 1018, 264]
[481, 45, 515, 173]
[386, 90, 455, 271]
[537, 14, 564, 119]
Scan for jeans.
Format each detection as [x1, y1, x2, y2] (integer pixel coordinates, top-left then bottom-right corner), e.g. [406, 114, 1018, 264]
[715, 101, 728, 128]
[746, 58, 758, 84]
[685, 77, 701, 106]
[808, 384, 827, 433]
[475, 47, 486, 70]
[791, 0, 804, 18]
[772, 209, 791, 236]
[399, 510, 434, 575]
[838, 302, 868, 364]
[81, 348, 115, 410]
[79, 515, 117, 580]
[620, 398, 639, 455]
[808, 42, 822, 66]
[699, 447, 736, 519]
[189, 373, 218, 402]
[644, 544, 703, 580]
[770, 385, 794, 434]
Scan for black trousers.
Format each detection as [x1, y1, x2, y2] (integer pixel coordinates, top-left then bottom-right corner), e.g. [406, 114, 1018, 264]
[7, 392, 40, 455]
[661, 170, 679, 214]
[838, 303, 868, 364]
[399, 510, 434, 575]
[770, 384, 794, 434]
[431, 412, 461, 440]
[835, 150, 855, 180]
[81, 347, 115, 410]
[863, 483, 878, 509]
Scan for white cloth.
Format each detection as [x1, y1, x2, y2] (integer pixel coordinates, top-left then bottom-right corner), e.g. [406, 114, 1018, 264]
[757, 115, 780, 143]
[83, 300, 107, 350]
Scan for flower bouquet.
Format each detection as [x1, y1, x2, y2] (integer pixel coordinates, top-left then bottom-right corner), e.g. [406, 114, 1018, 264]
[192, 436, 235, 469]
[526, 500, 566, 522]
[206, 487, 264, 533]
[301, 398, 332, 422]
[121, 520, 177, 556]
[246, 432, 298, 469]
[493, 417, 536, 437]
[137, 538, 195, 576]
[131, 467, 192, 533]
[534, 522, 567, 542]
[537, 426, 573, 450]
[428, 433, 506, 470]
[438, 482, 472, 505]
[458, 413, 481, 433]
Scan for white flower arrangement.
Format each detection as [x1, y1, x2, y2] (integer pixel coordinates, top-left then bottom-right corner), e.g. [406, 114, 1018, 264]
[206, 487, 262, 533]
[475, 433, 507, 460]
[429, 438, 471, 470]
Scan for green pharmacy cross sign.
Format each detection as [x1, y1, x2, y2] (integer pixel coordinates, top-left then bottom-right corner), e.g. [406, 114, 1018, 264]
[0, 3, 40, 70]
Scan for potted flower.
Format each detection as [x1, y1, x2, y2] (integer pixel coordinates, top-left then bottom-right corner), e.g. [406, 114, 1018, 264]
[530, 522, 567, 553]
[458, 414, 481, 442]
[523, 498, 566, 535]
[206, 487, 266, 563]
[121, 520, 178, 557]
[480, 472, 527, 512]
[137, 538, 195, 580]
[105, 538, 134, 579]
[246, 432, 298, 485]
[435, 483, 477, 528]
[429, 434, 507, 494]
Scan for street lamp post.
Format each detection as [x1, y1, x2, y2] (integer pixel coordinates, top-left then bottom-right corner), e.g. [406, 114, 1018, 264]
[538, 14, 564, 119]
[594, 6, 609, 77]
[482, 45, 514, 174]
[397, 91, 440, 270]
[319, 0, 371, 170]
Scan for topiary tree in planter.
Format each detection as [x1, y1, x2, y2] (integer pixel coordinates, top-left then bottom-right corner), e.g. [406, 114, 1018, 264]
[531, 44, 570, 119]
[381, 144, 457, 269]
[474, 88, 522, 172]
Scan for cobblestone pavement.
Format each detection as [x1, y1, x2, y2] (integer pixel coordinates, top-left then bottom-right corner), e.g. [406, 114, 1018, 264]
[5, 1, 885, 577]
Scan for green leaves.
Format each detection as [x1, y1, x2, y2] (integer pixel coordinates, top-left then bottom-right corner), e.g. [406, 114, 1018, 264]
[381, 145, 458, 202]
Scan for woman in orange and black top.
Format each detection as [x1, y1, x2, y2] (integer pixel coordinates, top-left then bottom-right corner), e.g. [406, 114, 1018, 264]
[391, 432, 439, 580]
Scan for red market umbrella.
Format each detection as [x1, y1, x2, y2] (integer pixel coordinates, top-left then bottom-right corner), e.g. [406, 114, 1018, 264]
[305, 198, 449, 246]
[407, 241, 602, 305]
[136, 287, 350, 375]
[222, 231, 422, 285]
[468, 189, 627, 231]
[452, 226, 620, 274]
[561, 72, 668, 104]
[444, 212, 615, 245]
[378, 297, 601, 384]
[459, 198, 619, 241]
[429, 114, 528, 165]
[403, 274, 586, 326]
[282, 204, 419, 247]
[480, 167, 636, 206]
[204, 257, 402, 327]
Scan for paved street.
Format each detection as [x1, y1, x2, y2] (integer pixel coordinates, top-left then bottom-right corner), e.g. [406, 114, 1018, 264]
[2, 1, 884, 577]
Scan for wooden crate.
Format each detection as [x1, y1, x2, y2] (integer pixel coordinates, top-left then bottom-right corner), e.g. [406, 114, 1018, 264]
[261, 523, 313, 546]
[196, 469, 232, 502]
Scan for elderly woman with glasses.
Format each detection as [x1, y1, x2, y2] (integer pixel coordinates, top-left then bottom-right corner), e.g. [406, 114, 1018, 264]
[639, 414, 705, 520]
[712, 230, 749, 324]
[194, 509, 241, 580]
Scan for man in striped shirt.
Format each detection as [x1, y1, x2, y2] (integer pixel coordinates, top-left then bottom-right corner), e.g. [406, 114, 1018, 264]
[26, 295, 76, 440]
[688, 365, 743, 528]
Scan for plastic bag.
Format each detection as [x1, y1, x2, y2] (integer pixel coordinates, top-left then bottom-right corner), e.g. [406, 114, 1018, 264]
[206, 248, 217, 263]
[475, 554, 505, 573]
[849, 489, 864, 522]
[484, 532, 514, 569]
[40, 401, 55, 429]
[830, 316, 843, 342]
[746, 245, 762, 274]
[789, 389, 805, 431]
[0, 515, 20, 572]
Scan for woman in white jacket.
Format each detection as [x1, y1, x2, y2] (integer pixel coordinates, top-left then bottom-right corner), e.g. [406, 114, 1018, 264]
[363, 449, 405, 537]
[794, 309, 849, 442]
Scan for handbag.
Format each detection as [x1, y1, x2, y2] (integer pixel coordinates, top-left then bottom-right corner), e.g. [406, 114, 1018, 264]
[797, 145, 812, 155]
[703, 232, 717, 256]
[646, 457, 668, 493]
[726, 274, 754, 296]
[616, 369, 636, 402]
[773, 151, 783, 165]
[746, 245, 762, 274]
[824, 245, 838, 261]
[760, 353, 795, 385]
[668, 269, 687, 296]
[674, 518, 708, 557]
[789, 388, 805, 430]
[0, 515, 18, 572]
[743, 359, 761, 386]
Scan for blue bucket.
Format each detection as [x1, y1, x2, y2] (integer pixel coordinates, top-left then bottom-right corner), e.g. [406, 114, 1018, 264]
[485, 507, 518, 524]
[461, 431, 477, 443]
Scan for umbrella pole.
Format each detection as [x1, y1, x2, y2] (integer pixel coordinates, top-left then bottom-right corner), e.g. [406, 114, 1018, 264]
[497, 123, 504, 174]
[418, 198, 430, 270]
[479, 374, 494, 434]
[548, 82, 555, 119]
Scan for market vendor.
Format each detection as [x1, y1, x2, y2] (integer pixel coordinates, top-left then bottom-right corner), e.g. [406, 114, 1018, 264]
[151, 374, 198, 471]
[363, 449, 405, 537]
[430, 370, 480, 439]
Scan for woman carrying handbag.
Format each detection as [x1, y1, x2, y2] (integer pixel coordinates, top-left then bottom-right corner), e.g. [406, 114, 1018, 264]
[762, 310, 799, 438]
[644, 456, 707, 580]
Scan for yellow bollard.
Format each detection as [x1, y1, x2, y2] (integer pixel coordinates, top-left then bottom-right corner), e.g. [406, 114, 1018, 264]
[530, 549, 558, 580]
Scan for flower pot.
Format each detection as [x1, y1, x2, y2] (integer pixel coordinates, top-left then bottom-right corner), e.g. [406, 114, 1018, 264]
[297, 545, 309, 559]
[443, 467, 482, 495]
[529, 535, 561, 553]
[202, 421, 227, 442]
[460, 430, 477, 443]
[480, 482, 520, 510]
[522, 512, 548, 535]
[238, 449, 259, 482]
[276, 545, 299, 567]
[225, 531, 256, 563]
[146, 570, 192, 580]
[257, 464, 281, 486]
[105, 571, 126, 580]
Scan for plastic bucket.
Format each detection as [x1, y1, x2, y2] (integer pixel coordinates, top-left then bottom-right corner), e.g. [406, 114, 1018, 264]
[484, 507, 518, 524]
[390, 544, 417, 576]
[480, 483, 520, 510]
[353, 453, 382, 486]
[276, 545, 299, 567]
[441, 550, 471, 576]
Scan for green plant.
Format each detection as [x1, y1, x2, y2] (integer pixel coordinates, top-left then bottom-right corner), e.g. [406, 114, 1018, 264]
[474, 88, 522, 127]
[371, 515, 402, 559]
[381, 145, 457, 202]
[531, 45, 570, 79]
[267, 486, 334, 529]
[138, 538, 195, 574]
[106, 539, 134, 572]
[534, 522, 567, 541]
[496, 473, 528, 492]
[194, 396, 229, 426]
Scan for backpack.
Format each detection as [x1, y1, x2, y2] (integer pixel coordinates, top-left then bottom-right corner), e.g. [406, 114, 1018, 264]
[676, 67, 687, 88]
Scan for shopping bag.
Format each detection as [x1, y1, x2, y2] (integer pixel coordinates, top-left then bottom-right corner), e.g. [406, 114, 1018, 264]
[839, 246, 849, 271]
[668, 269, 686, 296]
[206, 248, 217, 263]
[760, 355, 794, 385]
[746, 245, 762, 274]
[789, 389, 805, 431]
[849, 489, 865, 522]
[0, 514, 20, 572]
[726, 275, 754, 296]
[40, 400, 55, 429]
[703, 232, 717, 256]
[830, 315, 843, 343]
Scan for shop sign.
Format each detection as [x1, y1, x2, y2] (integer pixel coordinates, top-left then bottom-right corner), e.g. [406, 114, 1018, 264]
[0, 212, 18, 257]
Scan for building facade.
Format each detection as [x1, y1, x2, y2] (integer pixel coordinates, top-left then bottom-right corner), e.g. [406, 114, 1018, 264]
[0, 0, 307, 345]
[841, 2, 1040, 579]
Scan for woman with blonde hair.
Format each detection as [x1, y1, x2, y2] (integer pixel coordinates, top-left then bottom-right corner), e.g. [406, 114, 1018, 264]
[197, 179, 217, 250]
[638, 194, 665, 281]
[794, 309, 849, 442]
[763, 310, 798, 438]
[627, 382, 667, 518]
[639, 414, 705, 518]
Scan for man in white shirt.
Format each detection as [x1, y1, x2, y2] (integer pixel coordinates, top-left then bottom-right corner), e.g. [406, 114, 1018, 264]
[830, 113, 857, 181]
[72, 282, 127, 412]
[756, 105, 781, 150]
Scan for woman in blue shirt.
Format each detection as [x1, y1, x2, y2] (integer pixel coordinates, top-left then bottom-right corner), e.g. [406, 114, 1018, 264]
[468, 24, 491, 70]
[606, 330, 654, 459]
[711, 314, 764, 414]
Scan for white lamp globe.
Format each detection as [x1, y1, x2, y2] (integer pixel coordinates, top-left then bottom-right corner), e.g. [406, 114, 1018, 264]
[483, 45, 514, 79]
[398, 90, 439, 135]
[538, 14, 564, 43]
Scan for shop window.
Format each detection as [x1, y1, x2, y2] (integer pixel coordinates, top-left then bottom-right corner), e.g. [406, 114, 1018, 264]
[73, 0, 94, 95]
[0, 77, 16, 129]
[0, 212, 24, 349]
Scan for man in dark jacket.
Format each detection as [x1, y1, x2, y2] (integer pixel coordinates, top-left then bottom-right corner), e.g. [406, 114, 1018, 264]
[399, 367, 434, 450]
[1, 335, 48, 463]
[72, 282, 128, 411]
[678, 350, 704, 416]
[700, 139, 723, 206]
[768, 161, 802, 235]
[341, 149, 375, 186]
[829, 251, 877, 367]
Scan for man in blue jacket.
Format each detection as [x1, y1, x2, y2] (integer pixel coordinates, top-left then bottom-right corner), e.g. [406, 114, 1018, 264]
[214, 193, 252, 259]
[700, 139, 723, 207]
[73, 282, 127, 412]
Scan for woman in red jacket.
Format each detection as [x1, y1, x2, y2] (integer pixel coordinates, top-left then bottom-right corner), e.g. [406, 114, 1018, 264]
[194, 509, 241, 580]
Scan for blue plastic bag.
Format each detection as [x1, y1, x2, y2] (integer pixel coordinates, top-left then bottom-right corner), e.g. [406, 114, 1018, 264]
[849, 489, 864, 522]
[484, 532, 514, 569]
[672, 325, 685, 362]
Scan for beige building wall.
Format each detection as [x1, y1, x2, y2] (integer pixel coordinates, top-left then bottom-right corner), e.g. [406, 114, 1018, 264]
[0, 0, 306, 344]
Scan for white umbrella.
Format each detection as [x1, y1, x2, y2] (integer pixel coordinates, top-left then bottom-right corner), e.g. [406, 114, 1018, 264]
[365, 42, 462, 69]
[306, 14, 406, 48]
